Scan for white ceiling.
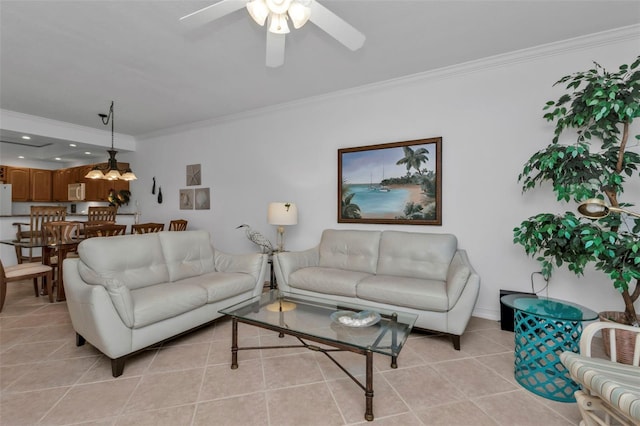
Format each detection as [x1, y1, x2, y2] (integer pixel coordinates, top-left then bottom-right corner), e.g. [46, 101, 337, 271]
[1, 0, 639, 145]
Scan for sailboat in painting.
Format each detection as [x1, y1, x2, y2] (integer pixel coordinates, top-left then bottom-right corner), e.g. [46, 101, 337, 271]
[369, 166, 391, 192]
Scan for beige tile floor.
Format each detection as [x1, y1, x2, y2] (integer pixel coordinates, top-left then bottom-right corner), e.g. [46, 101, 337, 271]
[0, 280, 584, 426]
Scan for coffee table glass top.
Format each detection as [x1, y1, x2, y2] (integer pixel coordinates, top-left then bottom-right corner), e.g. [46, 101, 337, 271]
[220, 290, 418, 356]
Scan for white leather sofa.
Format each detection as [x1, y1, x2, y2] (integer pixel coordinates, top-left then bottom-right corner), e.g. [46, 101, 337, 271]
[273, 229, 480, 349]
[63, 230, 267, 376]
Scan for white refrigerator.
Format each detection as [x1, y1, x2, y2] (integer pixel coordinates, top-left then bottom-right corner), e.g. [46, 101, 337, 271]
[0, 184, 12, 215]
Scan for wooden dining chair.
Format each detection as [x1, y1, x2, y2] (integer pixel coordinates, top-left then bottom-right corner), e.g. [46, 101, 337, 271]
[168, 219, 188, 231]
[87, 206, 117, 224]
[0, 259, 53, 312]
[42, 221, 82, 302]
[85, 223, 127, 238]
[131, 223, 164, 234]
[13, 206, 67, 264]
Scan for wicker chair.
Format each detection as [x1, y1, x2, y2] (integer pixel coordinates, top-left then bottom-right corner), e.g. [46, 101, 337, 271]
[560, 321, 640, 426]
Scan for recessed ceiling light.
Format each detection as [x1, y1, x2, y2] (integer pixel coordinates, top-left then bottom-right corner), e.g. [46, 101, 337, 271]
[69, 143, 77, 147]
[21, 135, 31, 140]
[18, 155, 24, 159]
[55, 157, 61, 161]
[85, 151, 91, 155]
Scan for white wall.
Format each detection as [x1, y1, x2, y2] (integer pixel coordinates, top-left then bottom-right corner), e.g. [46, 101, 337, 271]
[133, 28, 640, 320]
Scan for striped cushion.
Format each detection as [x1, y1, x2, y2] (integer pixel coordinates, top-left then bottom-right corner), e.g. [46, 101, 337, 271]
[561, 351, 640, 421]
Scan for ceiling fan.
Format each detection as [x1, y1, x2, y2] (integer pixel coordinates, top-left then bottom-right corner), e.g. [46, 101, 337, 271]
[180, 0, 365, 67]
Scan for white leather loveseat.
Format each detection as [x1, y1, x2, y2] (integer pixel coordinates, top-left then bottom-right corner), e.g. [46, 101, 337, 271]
[273, 229, 480, 349]
[63, 230, 267, 376]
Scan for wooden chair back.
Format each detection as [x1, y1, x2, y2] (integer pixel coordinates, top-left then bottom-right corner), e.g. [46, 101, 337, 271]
[85, 223, 127, 238]
[43, 221, 82, 246]
[87, 206, 117, 224]
[131, 223, 164, 234]
[169, 219, 188, 231]
[13, 206, 67, 264]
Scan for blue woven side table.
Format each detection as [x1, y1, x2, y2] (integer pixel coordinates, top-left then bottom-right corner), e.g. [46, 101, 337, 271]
[500, 294, 598, 402]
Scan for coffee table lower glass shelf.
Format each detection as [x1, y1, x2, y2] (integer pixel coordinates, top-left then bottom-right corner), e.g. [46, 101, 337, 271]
[219, 290, 418, 421]
[500, 294, 598, 402]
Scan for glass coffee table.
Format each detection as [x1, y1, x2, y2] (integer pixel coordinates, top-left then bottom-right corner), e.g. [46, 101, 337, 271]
[219, 290, 418, 421]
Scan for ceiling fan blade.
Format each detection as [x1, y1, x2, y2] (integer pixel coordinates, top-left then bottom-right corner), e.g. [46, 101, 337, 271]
[266, 31, 285, 68]
[179, 0, 246, 27]
[309, 1, 365, 51]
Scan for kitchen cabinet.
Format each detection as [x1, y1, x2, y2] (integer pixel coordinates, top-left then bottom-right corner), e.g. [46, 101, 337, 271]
[52, 168, 76, 201]
[1, 164, 128, 202]
[6, 167, 30, 201]
[30, 169, 52, 201]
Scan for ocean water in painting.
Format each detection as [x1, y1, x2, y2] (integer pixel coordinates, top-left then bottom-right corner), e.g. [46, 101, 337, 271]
[347, 184, 410, 215]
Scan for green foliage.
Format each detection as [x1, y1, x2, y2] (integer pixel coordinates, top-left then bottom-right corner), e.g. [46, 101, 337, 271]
[514, 56, 640, 321]
[341, 192, 361, 219]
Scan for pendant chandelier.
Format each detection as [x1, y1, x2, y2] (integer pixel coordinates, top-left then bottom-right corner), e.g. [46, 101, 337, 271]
[84, 101, 137, 181]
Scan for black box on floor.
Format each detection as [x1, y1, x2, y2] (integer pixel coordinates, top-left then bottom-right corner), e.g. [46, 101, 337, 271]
[499, 289, 537, 332]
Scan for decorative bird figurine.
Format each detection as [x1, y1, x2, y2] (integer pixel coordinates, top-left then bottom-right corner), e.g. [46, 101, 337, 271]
[236, 224, 273, 254]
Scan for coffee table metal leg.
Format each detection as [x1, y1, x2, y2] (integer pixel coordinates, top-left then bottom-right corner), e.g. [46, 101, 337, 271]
[231, 317, 238, 369]
[391, 312, 398, 368]
[365, 350, 374, 421]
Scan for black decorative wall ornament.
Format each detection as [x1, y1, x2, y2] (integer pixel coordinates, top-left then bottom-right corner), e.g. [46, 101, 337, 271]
[152, 177, 156, 195]
[158, 186, 163, 204]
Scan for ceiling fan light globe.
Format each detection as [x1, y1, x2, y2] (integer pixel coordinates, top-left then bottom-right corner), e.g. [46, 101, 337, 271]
[288, 2, 310, 29]
[268, 13, 290, 34]
[265, 0, 292, 15]
[247, 0, 269, 26]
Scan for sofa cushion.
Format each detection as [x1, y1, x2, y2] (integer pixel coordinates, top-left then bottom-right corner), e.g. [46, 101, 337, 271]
[446, 253, 471, 308]
[377, 231, 457, 281]
[318, 230, 381, 274]
[357, 275, 449, 311]
[179, 272, 256, 303]
[130, 282, 208, 328]
[158, 230, 215, 282]
[78, 233, 169, 290]
[289, 266, 371, 297]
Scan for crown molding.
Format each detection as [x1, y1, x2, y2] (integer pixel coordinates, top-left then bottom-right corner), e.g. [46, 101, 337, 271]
[138, 24, 640, 141]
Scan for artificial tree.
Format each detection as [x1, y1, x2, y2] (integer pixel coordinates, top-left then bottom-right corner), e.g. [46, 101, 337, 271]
[513, 57, 640, 326]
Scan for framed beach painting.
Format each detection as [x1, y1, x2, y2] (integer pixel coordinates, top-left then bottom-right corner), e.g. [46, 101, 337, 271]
[338, 137, 442, 225]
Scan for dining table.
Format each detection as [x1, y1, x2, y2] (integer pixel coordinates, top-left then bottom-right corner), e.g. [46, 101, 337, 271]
[0, 236, 83, 302]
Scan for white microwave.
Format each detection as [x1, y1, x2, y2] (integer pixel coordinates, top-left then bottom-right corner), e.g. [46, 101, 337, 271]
[68, 183, 86, 201]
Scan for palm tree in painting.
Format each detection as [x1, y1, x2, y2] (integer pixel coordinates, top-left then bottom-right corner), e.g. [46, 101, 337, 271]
[396, 146, 429, 176]
[342, 193, 362, 219]
[341, 179, 362, 219]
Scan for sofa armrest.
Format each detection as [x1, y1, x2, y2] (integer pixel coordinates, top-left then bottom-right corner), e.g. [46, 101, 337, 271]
[446, 250, 479, 309]
[273, 246, 319, 292]
[214, 250, 267, 282]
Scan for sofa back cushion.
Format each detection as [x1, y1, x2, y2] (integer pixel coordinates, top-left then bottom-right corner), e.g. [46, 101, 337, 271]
[377, 231, 457, 280]
[319, 229, 381, 274]
[78, 233, 169, 290]
[158, 230, 215, 282]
